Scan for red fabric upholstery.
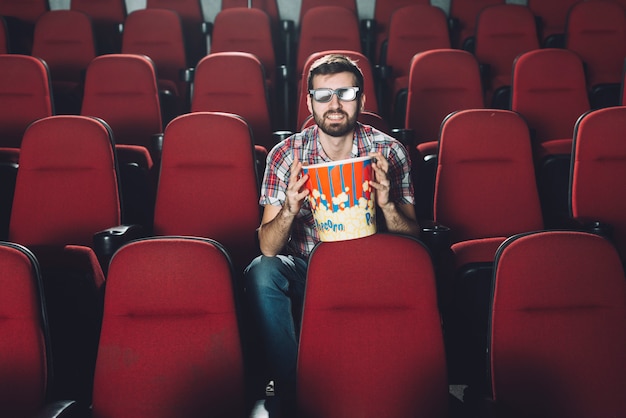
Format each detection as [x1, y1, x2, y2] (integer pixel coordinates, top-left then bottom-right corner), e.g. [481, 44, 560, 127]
[296, 6, 362, 84]
[0, 0, 47, 23]
[296, 49, 378, 131]
[92, 236, 245, 418]
[221, 0, 280, 28]
[448, 0, 505, 48]
[211, 7, 276, 90]
[298, 233, 448, 418]
[70, 0, 126, 54]
[368, 0, 430, 63]
[31, 10, 96, 114]
[153, 112, 260, 272]
[570, 106, 626, 265]
[0, 16, 8, 53]
[405, 49, 484, 149]
[81, 54, 163, 149]
[146, 0, 206, 66]
[122, 8, 188, 114]
[435, 109, 544, 246]
[0, 54, 53, 153]
[565, 0, 626, 88]
[510, 48, 590, 159]
[298, 0, 356, 24]
[9, 115, 120, 247]
[7, 115, 120, 403]
[0, 242, 48, 417]
[489, 230, 626, 417]
[527, 0, 578, 45]
[192, 52, 274, 152]
[70, 0, 125, 25]
[384, 4, 450, 115]
[434, 110, 544, 388]
[474, 4, 539, 107]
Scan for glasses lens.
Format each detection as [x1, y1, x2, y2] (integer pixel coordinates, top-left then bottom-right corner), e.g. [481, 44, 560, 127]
[313, 89, 333, 102]
[337, 87, 358, 101]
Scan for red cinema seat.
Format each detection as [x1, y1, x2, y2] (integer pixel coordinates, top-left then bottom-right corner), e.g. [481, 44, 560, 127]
[0, 241, 78, 417]
[510, 48, 590, 227]
[488, 231, 626, 417]
[153, 112, 261, 274]
[433, 109, 543, 393]
[91, 236, 246, 418]
[298, 233, 449, 418]
[70, 0, 126, 54]
[31, 10, 97, 115]
[448, 0, 505, 49]
[122, 8, 190, 120]
[565, 0, 626, 109]
[527, 0, 578, 47]
[473, 4, 540, 109]
[8, 115, 122, 404]
[381, 4, 451, 124]
[570, 106, 626, 268]
[146, 0, 207, 66]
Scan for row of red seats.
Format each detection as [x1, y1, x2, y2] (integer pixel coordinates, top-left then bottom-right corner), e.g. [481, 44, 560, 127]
[4, 105, 626, 397]
[3, 0, 625, 135]
[2, 224, 625, 417]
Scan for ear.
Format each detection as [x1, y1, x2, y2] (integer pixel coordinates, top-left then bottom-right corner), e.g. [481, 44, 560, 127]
[359, 93, 366, 113]
[306, 93, 313, 114]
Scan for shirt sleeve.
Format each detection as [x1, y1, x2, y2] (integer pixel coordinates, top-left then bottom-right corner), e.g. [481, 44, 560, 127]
[259, 142, 294, 207]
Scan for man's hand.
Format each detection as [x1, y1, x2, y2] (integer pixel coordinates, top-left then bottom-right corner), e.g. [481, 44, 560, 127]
[369, 151, 392, 208]
[284, 155, 310, 216]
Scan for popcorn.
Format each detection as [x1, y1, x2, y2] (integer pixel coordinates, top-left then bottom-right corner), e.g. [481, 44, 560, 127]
[303, 156, 377, 242]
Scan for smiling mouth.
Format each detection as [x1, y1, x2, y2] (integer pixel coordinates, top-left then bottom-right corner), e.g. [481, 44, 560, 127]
[325, 112, 346, 121]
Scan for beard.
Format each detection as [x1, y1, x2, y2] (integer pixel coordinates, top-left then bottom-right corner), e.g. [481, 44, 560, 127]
[313, 108, 359, 137]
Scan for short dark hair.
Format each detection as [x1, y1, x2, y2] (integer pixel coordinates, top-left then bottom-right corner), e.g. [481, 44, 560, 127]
[307, 54, 364, 92]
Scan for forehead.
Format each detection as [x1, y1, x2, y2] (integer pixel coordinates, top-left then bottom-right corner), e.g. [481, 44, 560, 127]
[311, 71, 358, 89]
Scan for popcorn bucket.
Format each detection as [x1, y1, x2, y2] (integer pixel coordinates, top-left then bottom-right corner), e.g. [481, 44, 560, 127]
[302, 156, 377, 242]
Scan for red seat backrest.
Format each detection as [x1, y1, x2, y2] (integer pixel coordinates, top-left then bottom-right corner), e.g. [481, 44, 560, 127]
[405, 49, 484, 144]
[92, 236, 246, 418]
[298, 233, 449, 417]
[434, 109, 544, 244]
[191, 52, 274, 152]
[570, 106, 626, 264]
[81, 54, 163, 148]
[0, 55, 53, 151]
[0, 242, 49, 417]
[490, 230, 626, 417]
[153, 112, 260, 271]
[9, 115, 121, 247]
[296, 6, 362, 81]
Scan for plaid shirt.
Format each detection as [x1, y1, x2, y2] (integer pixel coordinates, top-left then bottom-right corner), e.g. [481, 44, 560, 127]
[260, 122, 415, 259]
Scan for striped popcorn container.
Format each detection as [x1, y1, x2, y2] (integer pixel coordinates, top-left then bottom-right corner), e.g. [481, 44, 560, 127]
[302, 156, 377, 241]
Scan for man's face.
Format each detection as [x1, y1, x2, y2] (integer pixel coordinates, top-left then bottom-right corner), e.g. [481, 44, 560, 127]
[307, 71, 364, 137]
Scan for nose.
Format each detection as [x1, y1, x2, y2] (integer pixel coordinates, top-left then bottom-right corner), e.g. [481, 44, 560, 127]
[328, 92, 342, 109]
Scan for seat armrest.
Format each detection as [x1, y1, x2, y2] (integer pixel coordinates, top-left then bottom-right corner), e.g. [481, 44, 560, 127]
[391, 128, 416, 151]
[583, 220, 614, 242]
[93, 224, 146, 274]
[33, 400, 82, 418]
[420, 220, 451, 254]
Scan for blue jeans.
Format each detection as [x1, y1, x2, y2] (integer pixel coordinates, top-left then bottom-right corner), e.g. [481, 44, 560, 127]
[243, 254, 307, 403]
